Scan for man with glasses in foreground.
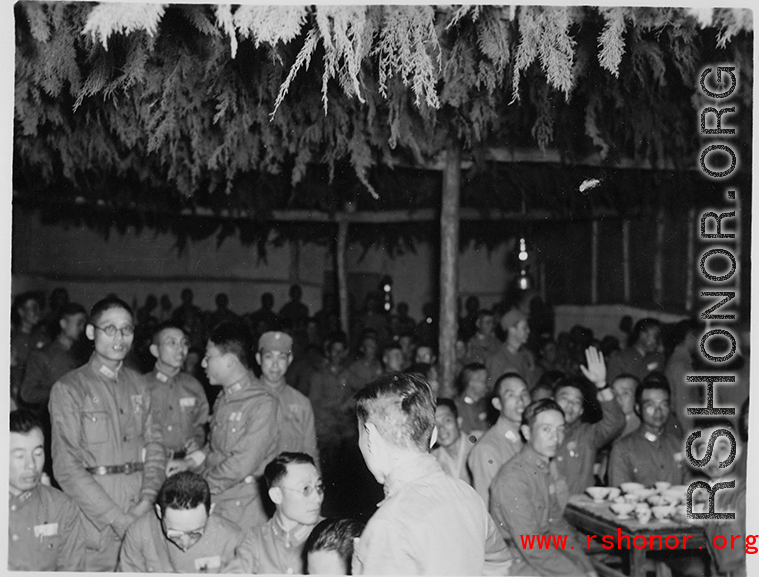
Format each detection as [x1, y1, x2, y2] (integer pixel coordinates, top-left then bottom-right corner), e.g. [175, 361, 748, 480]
[49, 296, 167, 571]
[119, 471, 242, 572]
[224, 452, 324, 574]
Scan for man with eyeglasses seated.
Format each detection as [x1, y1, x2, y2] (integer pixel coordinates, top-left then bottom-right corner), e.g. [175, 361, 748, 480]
[224, 452, 324, 574]
[49, 296, 166, 572]
[119, 471, 242, 572]
[608, 376, 688, 487]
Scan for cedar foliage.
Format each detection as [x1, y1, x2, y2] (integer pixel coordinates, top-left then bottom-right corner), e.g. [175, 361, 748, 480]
[14, 4, 753, 247]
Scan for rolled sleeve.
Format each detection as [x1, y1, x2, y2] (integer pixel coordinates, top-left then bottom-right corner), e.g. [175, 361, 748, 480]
[140, 407, 167, 502]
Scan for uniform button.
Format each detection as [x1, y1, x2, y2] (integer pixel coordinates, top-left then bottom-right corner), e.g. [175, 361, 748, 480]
[10, 505, 16, 511]
[235, 501, 241, 506]
[92, 417, 97, 422]
[12, 534, 19, 542]
[120, 409, 124, 414]
[167, 426, 173, 431]
[123, 435, 129, 442]
[232, 428, 236, 433]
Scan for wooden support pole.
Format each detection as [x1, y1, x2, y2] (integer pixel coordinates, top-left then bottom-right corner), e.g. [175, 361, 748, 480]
[439, 140, 461, 399]
[622, 219, 631, 303]
[653, 205, 666, 307]
[685, 206, 696, 312]
[590, 220, 599, 304]
[336, 219, 349, 336]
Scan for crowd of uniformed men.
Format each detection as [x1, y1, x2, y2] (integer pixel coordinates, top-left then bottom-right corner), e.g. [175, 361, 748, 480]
[8, 287, 749, 575]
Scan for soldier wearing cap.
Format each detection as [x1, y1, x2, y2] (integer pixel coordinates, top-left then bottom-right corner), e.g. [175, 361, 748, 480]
[485, 308, 541, 390]
[48, 296, 166, 571]
[170, 322, 281, 531]
[256, 331, 319, 463]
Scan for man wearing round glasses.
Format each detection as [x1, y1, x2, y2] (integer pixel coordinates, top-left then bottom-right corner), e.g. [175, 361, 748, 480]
[225, 452, 324, 574]
[119, 471, 242, 572]
[49, 296, 167, 571]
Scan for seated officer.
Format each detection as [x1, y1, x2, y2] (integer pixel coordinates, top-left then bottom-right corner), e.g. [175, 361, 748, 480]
[305, 518, 365, 575]
[119, 471, 242, 572]
[255, 331, 319, 461]
[146, 323, 210, 462]
[225, 452, 324, 574]
[608, 376, 688, 487]
[554, 346, 625, 495]
[490, 399, 594, 576]
[468, 372, 530, 507]
[172, 322, 281, 531]
[8, 410, 86, 571]
[431, 398, 476, 484]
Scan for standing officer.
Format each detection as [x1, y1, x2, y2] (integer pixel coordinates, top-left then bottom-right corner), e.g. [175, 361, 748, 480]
[49, 296, 166, 571]
[146, 322, 210, 461]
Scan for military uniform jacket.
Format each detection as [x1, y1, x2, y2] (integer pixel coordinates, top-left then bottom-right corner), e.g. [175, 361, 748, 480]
[223, 515, 319, 574]
[556, 393, 625, 496]
[48, 353, 166, 547]
[145, 367, 209, 454]
[8, 485, 86, 571]
[266, 379, 319, 462]
[608, 426, 687, 487]
[118, 512, 242, 573]
[195, 373, 281, 530]
[490, 446, 593, 576]
[486, 344, 541, 390]
[468, 416, 523, 507]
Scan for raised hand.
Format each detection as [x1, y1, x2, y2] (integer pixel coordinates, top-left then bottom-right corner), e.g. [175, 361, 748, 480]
[580, 346, 606, 389]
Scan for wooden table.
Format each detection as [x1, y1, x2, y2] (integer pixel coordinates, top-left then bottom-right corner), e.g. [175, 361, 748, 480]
[564, 495, 707, 577]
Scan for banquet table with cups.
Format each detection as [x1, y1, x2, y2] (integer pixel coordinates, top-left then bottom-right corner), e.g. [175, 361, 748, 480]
[565, 484, 707, 577]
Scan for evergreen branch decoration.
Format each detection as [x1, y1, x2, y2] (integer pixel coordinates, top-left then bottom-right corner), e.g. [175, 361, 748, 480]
[713, 8, 753, 49]
[83, 3, 165, 50]
[512, 6, 576, 102]
[271, 26, 320, 117]
[233, 5, 308, 47]
[374, 5, 441, 109]
[315, 5, 369, 112]
[598, 7, 628, 76]
[215, 4, 238, 58]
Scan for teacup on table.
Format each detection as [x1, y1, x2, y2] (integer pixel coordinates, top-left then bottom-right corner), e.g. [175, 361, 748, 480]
[637, 508, 653, 524]
[620, 482, 645, 494]
[607, 487, 621, 500]
[652, 505, 674, 520]
[610, 502, 635, 519]
[586, 487, 610, 501]
[655, 481, 672, 492]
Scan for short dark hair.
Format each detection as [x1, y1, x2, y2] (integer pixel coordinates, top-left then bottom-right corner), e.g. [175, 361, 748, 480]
[405, 362, 433, 379]
[264, 452, 316, 489]
[304, 518, 365, 573]
[415, 343, 437, 357]
[611, 373, 640, 388]
[10, 410, 44, 435]
[152, 321, 185, 344]
[435, 397, 459, 419]
[521, 398, 564, 429]
[157, 471, 211, 514]
[355, 372, 435, 452]
[208, 322, 252, 368]
[495, 372, 527, 397]
[635, 372, 671, 408]
[324, 330, 347, 350]
[533, 370, 565, 397]
[89, 296, 133, 327]
[382, 341, 402, 355]
[460, 362, 487, 388]
[553, 376, 586, 397]
[630, 317, 661, 346]
[59, 302, 87, 319]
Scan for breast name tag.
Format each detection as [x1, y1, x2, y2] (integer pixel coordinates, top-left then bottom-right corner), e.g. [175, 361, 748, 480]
[180, 397, 197, 408]
[644, 432, 658, 442]
[194, 556, 221, 571]
[34, 523, 58, 537]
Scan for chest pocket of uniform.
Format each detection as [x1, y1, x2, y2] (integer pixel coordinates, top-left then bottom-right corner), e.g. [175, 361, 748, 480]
[82, 411, 111, 445]
[223, 412, 246, 447]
